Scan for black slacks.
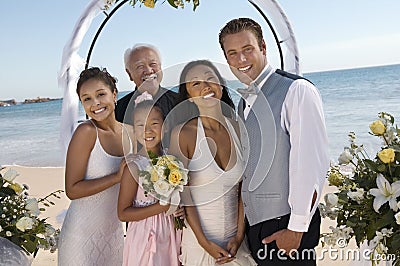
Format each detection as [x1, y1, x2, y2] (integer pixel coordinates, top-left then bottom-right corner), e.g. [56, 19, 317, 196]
[246, 209, 321, 266]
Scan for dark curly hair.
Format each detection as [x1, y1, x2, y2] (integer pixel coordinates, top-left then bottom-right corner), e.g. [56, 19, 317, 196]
[76, 67, 118, 96]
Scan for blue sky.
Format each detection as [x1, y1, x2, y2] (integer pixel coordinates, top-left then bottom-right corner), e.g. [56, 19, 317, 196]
[1, 0, 399, 102]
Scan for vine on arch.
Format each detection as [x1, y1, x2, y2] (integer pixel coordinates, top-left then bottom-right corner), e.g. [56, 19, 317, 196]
[104, 0, 199, 11]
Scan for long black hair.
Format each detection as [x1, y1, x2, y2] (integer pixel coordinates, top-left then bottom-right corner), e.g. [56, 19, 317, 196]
[176, 60, 235, 121]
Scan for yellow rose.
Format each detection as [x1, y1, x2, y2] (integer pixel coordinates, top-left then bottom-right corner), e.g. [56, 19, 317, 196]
[142, 0, 155, 8]
[9, 183, 23, 194]
[378, 148, 395, 164]
[168, 170, 182, 186]
[328, 171, 343, 187]
[167, 161, 179, 170]
[369, 120, 386, 135]
[150, 168, 159, 182]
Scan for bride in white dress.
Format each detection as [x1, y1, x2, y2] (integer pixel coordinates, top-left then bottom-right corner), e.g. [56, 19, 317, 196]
[58, 68, 128, 265]
[169, 60, 257, 266]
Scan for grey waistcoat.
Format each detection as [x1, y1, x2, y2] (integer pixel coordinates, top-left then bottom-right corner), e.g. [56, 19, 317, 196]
[240, 69, 300, 226]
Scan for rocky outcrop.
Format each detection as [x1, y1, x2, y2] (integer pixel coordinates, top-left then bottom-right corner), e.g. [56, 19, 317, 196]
[0, 99, 16, 106]
[23, 97, 59, 104]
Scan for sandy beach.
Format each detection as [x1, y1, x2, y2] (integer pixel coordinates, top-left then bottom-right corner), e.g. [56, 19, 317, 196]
[7, 165, 364, 265]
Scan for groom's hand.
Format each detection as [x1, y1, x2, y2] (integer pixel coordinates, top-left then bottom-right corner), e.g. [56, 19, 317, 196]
[262, 229, 303, 255]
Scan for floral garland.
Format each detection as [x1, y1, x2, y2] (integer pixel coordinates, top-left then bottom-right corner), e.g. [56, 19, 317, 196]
[319, 112, 400, 265]
[0, 167, 62, 256]
[104, 0, 199, 11]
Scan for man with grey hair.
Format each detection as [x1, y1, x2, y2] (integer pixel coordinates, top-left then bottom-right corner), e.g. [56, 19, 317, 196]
[115, 43, 177, 125]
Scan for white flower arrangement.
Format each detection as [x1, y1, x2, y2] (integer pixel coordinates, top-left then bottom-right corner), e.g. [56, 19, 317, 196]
[319, 112, 400, 265]
[138, 151, 189, 229]
[0, 167, 62, 256]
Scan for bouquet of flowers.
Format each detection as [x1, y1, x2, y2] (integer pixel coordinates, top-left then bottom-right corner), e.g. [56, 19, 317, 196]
[0, 167, 62, 257]
[319, 112, 400, 265]
[139, 151, 189, 229]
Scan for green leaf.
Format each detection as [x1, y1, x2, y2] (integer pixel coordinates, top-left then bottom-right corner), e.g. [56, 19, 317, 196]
[0, 186, 17, 197]
[167, 0, 178, 8]
[21, 239, 37, 254]
[390, 233, 400, 251]
[379, 210, 395, 227]
[164, 168, 170, 178]
[147, 150, 158, 160]
[193, 0, 199, 11]
[377, 164, 386, 172]
[364, 159, 378, 171]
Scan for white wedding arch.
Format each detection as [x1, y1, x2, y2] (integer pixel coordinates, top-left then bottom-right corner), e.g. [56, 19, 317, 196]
[58, 0, 300, 156]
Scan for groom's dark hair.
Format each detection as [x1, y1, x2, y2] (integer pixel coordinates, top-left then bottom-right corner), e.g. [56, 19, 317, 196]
[218, 17, 264, 55]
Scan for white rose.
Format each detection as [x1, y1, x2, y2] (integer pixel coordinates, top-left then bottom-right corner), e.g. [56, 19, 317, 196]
[338, 149, 353, 165]
[0, 225, 2, 232]
[16, 217, 34, 232]
[180, 169, 189, 186]
[395, 212, 400, 225]
[324, 193, 338, 207]
[347, 188, 365, 204]
[384, 128, 397, 145]
[6, 231, 12, 237]
[3, 168, 19, 182]
[153, 179, 173, 198]
[25, 198, 40, 216]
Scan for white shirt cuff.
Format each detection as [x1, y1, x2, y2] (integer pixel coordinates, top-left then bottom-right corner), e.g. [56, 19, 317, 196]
[287, 213, 311, 232]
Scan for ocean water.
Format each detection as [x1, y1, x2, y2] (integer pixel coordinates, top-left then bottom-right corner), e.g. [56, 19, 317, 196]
[1, 64, 399, 167]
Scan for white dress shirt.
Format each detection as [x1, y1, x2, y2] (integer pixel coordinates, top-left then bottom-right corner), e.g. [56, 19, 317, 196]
[243, 65, 330, 232]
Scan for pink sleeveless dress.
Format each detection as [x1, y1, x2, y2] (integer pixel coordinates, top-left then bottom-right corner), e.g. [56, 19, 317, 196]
[122, 154, 181, 266]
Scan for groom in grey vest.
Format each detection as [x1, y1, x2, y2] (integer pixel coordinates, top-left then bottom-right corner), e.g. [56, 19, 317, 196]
[219, 18, 330, 265]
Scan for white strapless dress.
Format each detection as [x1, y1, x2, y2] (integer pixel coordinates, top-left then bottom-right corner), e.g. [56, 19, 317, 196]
[58, 124, 124, 266]
[180, 118, 256, 266]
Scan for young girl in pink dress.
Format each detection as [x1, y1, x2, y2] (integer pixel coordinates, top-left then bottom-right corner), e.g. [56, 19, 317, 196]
[117, 99, 181, 266]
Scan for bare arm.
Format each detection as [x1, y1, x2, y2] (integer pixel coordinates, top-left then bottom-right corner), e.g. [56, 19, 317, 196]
[117, 163, 169, 222]
[65, 122, 125, 200]
[224, 182, 245, 262]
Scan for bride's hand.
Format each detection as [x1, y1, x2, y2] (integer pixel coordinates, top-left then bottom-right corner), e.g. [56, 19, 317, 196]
[200, 240, 232, 264]
[226, 235, 242, 258]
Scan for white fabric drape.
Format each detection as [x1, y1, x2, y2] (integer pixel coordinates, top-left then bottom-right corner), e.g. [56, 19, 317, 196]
[249, 0, 300, 75]
[58, 0, 105, 158]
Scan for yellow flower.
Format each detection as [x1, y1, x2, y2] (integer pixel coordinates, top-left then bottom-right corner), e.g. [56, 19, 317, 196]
[156, 157, 168, 167]
[328, 171, 343, 187]
[168, 170, 182, 186]
[378, 148, 395, 164]
[167, 161, 179, 170]
[150, 168, 159, 182]
[369, 120, 386, 135]
[142, 0, 155, 8]
[9, 183, 23, 194]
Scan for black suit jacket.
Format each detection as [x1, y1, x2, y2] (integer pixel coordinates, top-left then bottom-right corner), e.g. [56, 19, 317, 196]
[115, 87, 178, 124]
